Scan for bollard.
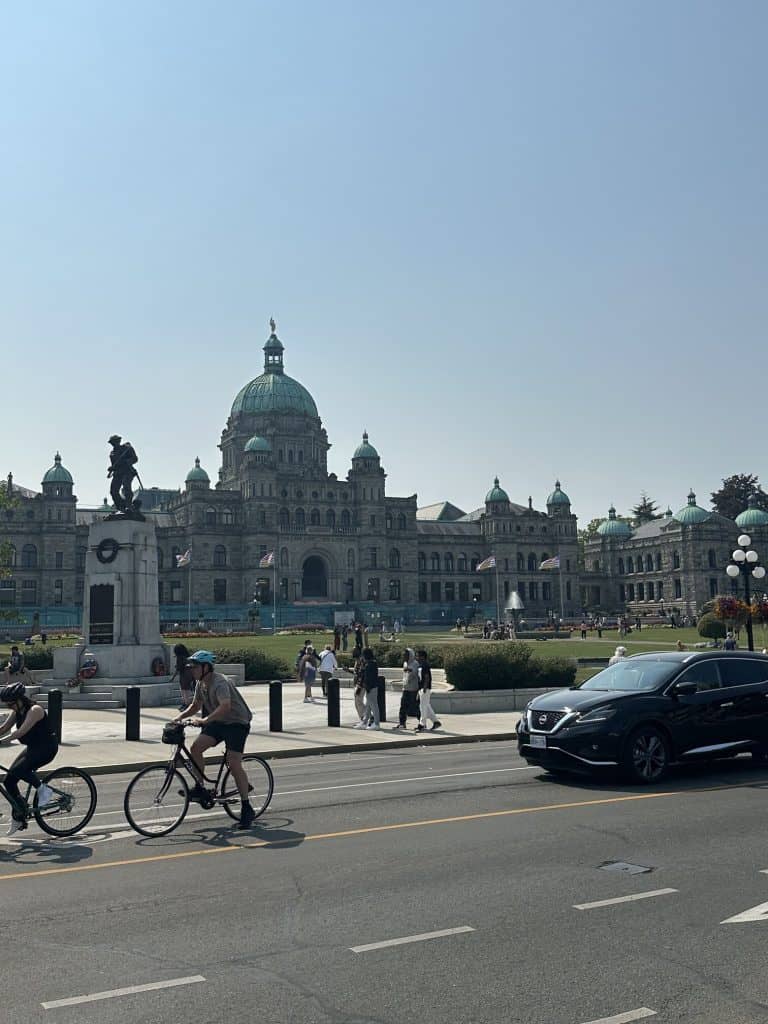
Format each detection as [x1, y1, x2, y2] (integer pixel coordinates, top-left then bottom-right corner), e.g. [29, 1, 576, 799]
[377, 674, 387, 723]
[48, 688, 62, 744]
[268, 680, 283, 732]
[327, 677, 340, 727]
[126, 686, 141, 741]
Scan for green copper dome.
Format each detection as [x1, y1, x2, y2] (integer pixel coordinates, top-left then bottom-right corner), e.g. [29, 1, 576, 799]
[244, 435, 272, 453]
[42, 452, 73, 485]
[546, 480, 570, 506]
[231, 325, 318, 419]
[674, 490, 710, 526]
[735, 498, 768, 529]
[353, 432, 379, 459]
[185, 457, 210, 484]
[485, 477, 510, 503]
[597, 505, 632, 538]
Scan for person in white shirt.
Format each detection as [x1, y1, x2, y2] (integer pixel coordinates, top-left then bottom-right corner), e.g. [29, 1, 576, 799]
[318, 645, 338, 697]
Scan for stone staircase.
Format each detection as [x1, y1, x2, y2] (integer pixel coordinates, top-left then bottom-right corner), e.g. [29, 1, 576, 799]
[31, 682, 123, 710]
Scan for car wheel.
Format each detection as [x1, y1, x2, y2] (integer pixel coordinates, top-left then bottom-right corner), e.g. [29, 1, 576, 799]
[623, 726, 670, 784]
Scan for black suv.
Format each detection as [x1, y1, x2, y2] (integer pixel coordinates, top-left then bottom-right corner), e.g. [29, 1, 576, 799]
[517, 651, 768, 783]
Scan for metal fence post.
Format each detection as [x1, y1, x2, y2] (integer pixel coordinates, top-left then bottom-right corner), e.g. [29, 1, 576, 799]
[327, 677, 340, 727]
[269, 680, 283, 732]
[126, 686, 141, 741]
[377, 674, 387, 723]
[48, 689, 62, 743]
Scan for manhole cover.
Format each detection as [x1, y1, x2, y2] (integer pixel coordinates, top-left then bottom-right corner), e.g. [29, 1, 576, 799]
[598, 860, 653, 875]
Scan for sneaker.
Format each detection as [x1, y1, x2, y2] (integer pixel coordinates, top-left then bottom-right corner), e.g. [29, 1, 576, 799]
[392, 723, 405, 731]
[367, 724, 381, 730]
[6, 817, 26, 837]
[303, 697, 311, 703]
[431, 721, 442, 730]
[187, 784, 211, 805]
[354, 721, 368, 729]
[237, 803, 256, 830]
[415, 724, 426, 732]
[36, 784, 55, 809]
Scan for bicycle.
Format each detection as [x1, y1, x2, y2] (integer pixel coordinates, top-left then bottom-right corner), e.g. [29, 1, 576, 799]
[0, 763, 97, 838]
[123, 722, 274, 838]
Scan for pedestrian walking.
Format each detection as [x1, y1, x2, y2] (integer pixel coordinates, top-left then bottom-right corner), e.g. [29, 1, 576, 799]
[416, 649, 440, 732]
[318, 644, 337, 697]
[354, 623, 363, 649]
[351, 646, 367, 727]
[362, 623, 369, 647]
[171, 643, 195, 709]
[393, 647, 420, 730]
[333, 626, 341, 652]
[342, 624, 349, 651]
[724, 631, 737, 650]
[299, 645, 319, 702]
[362, 647, 381, 730]
[580, 620, 587, 640]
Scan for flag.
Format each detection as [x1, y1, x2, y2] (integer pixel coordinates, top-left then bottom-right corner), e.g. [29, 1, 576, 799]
[176, 549, 191, 568]
[539, 555, 560, 570]
[476, 555, 496, 572]
[259, 551, 275, 568]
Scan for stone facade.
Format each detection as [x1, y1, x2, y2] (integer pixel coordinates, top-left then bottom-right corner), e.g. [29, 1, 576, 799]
[0, 327, 582, 624]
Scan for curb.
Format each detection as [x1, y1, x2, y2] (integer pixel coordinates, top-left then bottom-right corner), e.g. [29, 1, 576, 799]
[78, 731, 519, 776]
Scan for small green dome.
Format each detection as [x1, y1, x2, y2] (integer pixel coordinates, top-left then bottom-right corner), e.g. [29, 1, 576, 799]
[244, 435, 272, 453]
[735, 497, 768, 529]
[42, 452, 73, 485]
[98, 497, 112, 511]
[547, 480, 570, 506]
[597, 505, 632, 538]
[185, 457, 210, 484]
[674, 490, 710, 526]
[485, 477, 510, 503]
[353, 432, 379, 459]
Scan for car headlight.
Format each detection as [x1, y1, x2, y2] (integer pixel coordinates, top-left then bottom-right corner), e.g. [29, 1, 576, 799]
[574, 706, 618, 724]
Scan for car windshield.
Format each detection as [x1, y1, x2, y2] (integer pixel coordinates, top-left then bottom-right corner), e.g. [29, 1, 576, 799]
[578, 659, 677, 693]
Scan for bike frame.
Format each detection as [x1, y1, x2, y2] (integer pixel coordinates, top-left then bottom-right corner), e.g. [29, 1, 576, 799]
[0, 763, 62, 820]
[168, 742, 232, 802]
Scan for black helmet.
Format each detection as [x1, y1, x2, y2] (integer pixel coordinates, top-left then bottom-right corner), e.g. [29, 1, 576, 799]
[0, 681, 26, 703]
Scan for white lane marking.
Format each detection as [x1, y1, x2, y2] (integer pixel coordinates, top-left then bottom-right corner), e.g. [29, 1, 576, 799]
[574, 889, 677, 911]
[350, 925, 474, 953]
[278, 765, 534, 797]
[42, 975, 205, 1009]
[722, 897, 768, 923]
[581, 1010, 656, 1024]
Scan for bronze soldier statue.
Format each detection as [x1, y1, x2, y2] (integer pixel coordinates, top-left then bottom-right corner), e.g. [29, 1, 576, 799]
[107, 435, 143, 518]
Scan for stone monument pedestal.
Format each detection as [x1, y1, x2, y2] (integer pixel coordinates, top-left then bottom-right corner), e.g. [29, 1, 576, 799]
[52, 518, 170, 688]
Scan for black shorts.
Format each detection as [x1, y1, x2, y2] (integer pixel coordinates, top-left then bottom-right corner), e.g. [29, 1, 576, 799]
[201, 722, 250, 753]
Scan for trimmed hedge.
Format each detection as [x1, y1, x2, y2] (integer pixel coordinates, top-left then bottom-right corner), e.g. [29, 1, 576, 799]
[20, 648, 53, 669]
[444, 642, 576, 691]
[697, 613, 726, 640]
[202, 647, 291, 680]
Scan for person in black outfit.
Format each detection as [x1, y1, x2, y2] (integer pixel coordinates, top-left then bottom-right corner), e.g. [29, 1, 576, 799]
[171, 643, 194, 709]
[0, 681, 58, 835]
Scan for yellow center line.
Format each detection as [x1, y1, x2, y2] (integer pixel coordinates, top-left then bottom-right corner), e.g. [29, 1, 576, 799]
[0, 784, 737, 882]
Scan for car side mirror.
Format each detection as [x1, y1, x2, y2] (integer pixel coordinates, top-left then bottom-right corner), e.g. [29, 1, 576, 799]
[673, 680, 698, 696]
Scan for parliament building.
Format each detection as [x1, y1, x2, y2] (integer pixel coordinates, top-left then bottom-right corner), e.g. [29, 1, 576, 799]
[2, 325, 765, 627]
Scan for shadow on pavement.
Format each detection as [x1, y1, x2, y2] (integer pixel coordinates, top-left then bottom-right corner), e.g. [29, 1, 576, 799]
[0, 836, 94, 865]
[134, 814, 306, 851]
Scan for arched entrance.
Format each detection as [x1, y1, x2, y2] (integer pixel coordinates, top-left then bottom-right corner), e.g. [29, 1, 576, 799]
[302, 556, 328, 598]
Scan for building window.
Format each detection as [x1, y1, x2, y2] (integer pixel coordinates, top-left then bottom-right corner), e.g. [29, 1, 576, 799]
[657, 581, 664, 598]
[171, 581, 182, 602]
[156, 548, 163, 571]
[638, 583, 645, 600]
[655, 553, 662, 571]
[419, 582, 428, 602]
[222, 508, 234, 526]
[172, 546, 181, 567]
[445, 553, 454, 572]
[627, 557, 634, 573]
[389, 579, 401, 601]
[0, 580, 16, 606]
[527, 553, 537, 572]
[674, 578, 682, 598]
[566, 581, 572, 600]
[618, 558, 625, 575]
[310, 508, 320, 526]
[55, 551, 63, 570]
[619, 584, 626, 602]
[296, 508, 305, 530]
[367, 578, 380, 600]
[386, 514, 393, 530]
[528, 582, 538, 601]
[21, 544, 38, 569]
[280, 548, 289, 567]
[347, 549, 355, 570]
[341, 509, 351, 528]
[458, 553, 467, 572]
[279, 508, 289, 529]
[431, 553, 440, 572]
[21, 580, 36, 605]
[213, 579, 227, 603]
[471, 557, 479, 571]
[592, 559, 600, 572]
[326, 509, 336, 529]
[709, 578, 718, 597]
[398, 514, 406, 530]
[673, 551, 680, 569]
[158, 581, 164, 604]
[418, 552, 426, 572]
[54, 579, 63, 605]
[446, 582, 456, 601]
[459, 582, 469, 600]
[370, 515, 376, 528]
[369, 547, 378, 569]
[628, 584, 635, 600]
[542, 582, 551, 600]
[647, 581, 654, 600]
[213, 545, 227, 568]
[430, 581, 441, 602]
[708, 549, 717, 568]
[646, 555, 654, 572]
[389, 548, 400, 569]
[566, 559, 571, 572]
[516, 553, 524, 571]
[205, 507, 216, 526]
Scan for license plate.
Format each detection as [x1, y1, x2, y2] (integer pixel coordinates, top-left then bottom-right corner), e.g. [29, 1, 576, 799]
[529, 734, 547, 749]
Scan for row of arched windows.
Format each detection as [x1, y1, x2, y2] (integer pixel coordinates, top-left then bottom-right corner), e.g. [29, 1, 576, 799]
[416, 552, 551, 573]
[617, 551, 694, 574]
[202, 507, 235, 526]
[279, 508, 353, 530]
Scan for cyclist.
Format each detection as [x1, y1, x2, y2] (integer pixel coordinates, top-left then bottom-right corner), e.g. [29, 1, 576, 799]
[0, 682, 57, 835]
[174, 651, 255, 830]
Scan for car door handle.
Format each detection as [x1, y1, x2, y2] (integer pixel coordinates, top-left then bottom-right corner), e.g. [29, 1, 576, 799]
[719, 701, 735, 708]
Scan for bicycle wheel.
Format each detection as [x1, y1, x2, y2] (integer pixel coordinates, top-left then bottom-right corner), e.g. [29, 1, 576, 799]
[35, 767, 97, 837]
[221, 755, 274, 821]
[124, 766, 189, 838]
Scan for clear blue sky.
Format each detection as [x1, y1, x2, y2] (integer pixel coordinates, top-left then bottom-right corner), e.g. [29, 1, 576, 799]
[2, 1, 767, 526]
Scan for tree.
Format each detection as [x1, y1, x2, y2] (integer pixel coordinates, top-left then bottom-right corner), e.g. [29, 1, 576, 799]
[631, 492, 661, 525]
[711, 474, 768, 521]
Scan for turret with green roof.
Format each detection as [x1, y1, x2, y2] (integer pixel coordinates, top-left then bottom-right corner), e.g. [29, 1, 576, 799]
[185, 457, 210, 489]
[735, 495, 768, 530]
[673, 490, 710, 526]
[597, 505, 632, 538]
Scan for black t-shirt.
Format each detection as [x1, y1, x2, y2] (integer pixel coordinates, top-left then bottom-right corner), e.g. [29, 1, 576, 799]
[363, 660, 379, 691]
[16, 704, 57, 749]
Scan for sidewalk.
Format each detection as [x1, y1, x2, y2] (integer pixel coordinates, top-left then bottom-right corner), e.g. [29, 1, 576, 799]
[9, 682, 521, 775]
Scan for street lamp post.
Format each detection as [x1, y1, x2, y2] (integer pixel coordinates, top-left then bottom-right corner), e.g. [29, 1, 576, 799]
[726, 533, 766, 651]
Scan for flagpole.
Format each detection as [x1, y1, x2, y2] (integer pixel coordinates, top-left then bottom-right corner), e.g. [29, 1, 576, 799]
[187, 561, 192, 632]
[273, 560, 277, 634]
[494, 556, 500, 625]
[558, 552, 564, 624]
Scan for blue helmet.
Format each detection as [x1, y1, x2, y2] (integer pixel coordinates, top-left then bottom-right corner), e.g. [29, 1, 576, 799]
[187, 650, 216, 666]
